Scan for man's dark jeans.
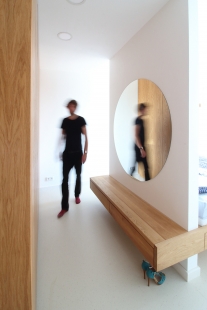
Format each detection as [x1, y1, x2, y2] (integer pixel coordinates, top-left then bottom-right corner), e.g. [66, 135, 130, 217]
[131, 148, 150, 181]
[61, 150, 82, 211]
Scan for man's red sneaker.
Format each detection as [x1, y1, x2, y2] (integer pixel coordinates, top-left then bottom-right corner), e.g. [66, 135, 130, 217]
[75, 197, 81, 204]
[57, 210, 67, 218]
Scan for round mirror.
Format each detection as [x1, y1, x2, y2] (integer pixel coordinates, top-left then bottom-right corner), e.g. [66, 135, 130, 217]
[114, 79, 172, 181]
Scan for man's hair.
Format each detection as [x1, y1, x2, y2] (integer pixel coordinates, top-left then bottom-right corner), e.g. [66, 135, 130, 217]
[67, 99, 78, 107]
[138, 103, 146, 112]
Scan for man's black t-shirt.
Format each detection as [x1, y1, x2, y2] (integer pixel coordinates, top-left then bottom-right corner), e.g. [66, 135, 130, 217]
[135, 116, 145, 151]
[61, 116, 86, 152]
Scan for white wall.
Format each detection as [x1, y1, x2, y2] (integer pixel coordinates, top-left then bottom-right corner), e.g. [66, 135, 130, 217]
[198, 0, 207, 156]
[110, 0, 198, 231]
[39, 59, 109, 188]
[114, 80, 138, 175]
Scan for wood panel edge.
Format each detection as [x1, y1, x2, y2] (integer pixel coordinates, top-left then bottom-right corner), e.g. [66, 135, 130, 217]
[155, 226, 207, 271]
[153, 246, 158, 271]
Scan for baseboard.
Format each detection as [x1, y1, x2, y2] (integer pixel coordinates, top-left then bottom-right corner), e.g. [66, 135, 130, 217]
[173, 263, 200, 282]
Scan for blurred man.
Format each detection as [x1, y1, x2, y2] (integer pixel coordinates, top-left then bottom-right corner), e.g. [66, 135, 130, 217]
[57, 100, 88, 218]
[131, 103, 150, 181]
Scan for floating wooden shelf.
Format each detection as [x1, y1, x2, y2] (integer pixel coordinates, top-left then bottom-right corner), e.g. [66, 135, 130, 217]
[90, 176, 207, 271]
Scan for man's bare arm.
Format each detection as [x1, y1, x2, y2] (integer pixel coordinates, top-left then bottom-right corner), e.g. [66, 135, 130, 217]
[57, 129, 66, 160]
[62, 129, 66, 139]
[81, 126, 88, 163]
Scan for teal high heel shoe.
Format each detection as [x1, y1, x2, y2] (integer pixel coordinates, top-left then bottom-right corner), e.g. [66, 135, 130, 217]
[146, 267, 166, 286]
[141, 260, 152, 279]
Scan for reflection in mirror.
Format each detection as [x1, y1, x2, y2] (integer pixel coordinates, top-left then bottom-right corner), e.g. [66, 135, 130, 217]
[114, 79, 172, 181]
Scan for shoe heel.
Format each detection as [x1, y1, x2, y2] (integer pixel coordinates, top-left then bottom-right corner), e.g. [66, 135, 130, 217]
[148, 277, 150, 287]
[141, 260, 151, 280]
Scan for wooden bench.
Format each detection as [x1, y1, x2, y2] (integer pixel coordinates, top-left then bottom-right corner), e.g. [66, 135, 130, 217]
[90, 175, 207, 271]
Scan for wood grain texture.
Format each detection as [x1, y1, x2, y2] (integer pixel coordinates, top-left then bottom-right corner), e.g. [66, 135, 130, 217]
[91, 176, 207, 272]
[109, 203, 154, 265]
[30, 1, 39, 309]
[138, 79, 172, 179]
[99, 176, 185, 240]
[0, 0, 38, 309]
[90, 180, 110, 211]
[90, 177, 165, 246]
[91, 176, 185, 240]
[162, 95, 172, 164]
[155, 225, 207, 271]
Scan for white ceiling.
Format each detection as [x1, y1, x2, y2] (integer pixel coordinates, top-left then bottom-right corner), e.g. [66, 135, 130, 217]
[38, 0, 170, 70]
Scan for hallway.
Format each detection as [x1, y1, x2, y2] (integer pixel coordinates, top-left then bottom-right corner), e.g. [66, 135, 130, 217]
[37, 184, 207, 310]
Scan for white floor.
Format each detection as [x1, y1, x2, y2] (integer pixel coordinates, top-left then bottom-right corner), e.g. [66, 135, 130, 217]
[37, 183, 207, 310]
